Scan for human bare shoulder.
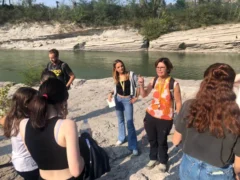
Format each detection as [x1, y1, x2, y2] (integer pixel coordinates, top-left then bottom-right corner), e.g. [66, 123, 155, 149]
[19, 118, 29, 139]
[62, 119, 77, 132]
[0, 116, 6, 126]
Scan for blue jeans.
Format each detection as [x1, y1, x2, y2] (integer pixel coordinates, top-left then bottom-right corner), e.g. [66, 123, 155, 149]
[180, 153, 234, 180]
[115, 95, 138, 151]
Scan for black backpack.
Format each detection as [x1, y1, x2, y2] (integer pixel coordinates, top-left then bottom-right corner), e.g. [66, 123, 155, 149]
[152, 76, 175, 110]
[47, 62, 70, 86]
[79, 133, 110, 180]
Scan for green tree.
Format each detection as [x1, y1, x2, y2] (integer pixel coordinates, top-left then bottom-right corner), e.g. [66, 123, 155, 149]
[140, 0, 163, 17]
[176, 0, 186, 9]
[21, 0, 36, 6]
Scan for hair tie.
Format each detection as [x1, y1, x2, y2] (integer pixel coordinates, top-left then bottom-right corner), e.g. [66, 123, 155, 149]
[42, 94, 48, 99]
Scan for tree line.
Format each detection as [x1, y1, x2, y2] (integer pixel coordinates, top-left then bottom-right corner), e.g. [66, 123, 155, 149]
[1, 0, 240, 40]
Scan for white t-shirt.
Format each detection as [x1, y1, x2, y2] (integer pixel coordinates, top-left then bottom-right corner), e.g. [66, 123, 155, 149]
[11, 119, 38, 172]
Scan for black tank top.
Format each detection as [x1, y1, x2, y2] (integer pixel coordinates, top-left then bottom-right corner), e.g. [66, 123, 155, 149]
[116, 80, 131, 96]
[25, 117, 68, 170]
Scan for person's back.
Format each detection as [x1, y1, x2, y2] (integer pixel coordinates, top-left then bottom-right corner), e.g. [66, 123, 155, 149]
[173, 63, 240, 180]
[2, 87, 39, 180]
[11, 129, 38, 172]
[20, 78, 84, 180]
[25, 117, 68, 170]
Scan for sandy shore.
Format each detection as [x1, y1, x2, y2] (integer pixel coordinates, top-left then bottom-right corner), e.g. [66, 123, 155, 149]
[0, 77, 201, 180]
[1, 22, 240, 52]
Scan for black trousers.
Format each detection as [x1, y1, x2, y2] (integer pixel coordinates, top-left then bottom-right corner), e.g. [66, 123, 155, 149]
[144, 112, 173, 164]
[17, 168, 39, 180]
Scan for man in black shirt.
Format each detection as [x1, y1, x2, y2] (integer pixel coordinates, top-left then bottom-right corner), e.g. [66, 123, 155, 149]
[47, 49, 75, 89]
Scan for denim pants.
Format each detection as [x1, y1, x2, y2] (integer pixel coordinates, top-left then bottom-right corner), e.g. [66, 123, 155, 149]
[115, 95, 138, 151]
[180, 153, 234, 180]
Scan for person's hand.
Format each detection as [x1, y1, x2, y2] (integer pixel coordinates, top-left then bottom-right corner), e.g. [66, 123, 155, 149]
[138, 75, 144, 87]
[108, 93, 113, 102]
[130, 97, 137, 104]
[236, 174, 240, 180]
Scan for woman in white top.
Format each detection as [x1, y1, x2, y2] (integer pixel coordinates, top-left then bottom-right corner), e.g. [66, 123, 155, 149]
[1, 87, 39, 180]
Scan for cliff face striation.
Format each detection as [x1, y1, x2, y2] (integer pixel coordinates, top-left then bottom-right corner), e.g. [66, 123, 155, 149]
[1, 22, 240, 52]
[150, 24, 240, 53]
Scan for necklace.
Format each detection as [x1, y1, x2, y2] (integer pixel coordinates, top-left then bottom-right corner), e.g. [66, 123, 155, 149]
[120, 80, 125, 92]
[158, 78, 167, 109]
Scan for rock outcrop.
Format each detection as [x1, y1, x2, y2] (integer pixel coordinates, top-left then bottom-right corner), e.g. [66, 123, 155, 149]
[1, 22, 240, 52]
[150, 24, 240, 52]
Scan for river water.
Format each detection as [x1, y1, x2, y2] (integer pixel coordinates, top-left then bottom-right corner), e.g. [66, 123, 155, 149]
[0, 50, 240, 82]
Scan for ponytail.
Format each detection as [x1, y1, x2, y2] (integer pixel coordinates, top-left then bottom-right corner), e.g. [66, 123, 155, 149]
[29, 95, 48, 129]
[29, 78, 68, 129]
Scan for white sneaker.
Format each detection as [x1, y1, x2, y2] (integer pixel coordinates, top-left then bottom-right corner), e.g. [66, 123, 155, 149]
[115, 140, 123, 146]
[145, 160, 159, 169]
[132, 150, 139, 156]
[158, 163, 167, 172]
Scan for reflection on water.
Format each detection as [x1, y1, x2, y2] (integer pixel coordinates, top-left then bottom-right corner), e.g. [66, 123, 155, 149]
[0, 50, 240, 82]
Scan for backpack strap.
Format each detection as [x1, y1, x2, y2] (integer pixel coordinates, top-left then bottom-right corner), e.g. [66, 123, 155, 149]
[169, 77, 175, 101]
[169, 77, 176, 113]
[47, 62, 51, 70]
[152, 76, 158, 89]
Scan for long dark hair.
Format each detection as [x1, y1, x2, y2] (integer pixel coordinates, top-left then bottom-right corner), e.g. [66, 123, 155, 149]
[4, 87, 37, 138]
[29, 78, 69, 129]
[187, 63, 240, 138]
[40, 68, 57, 83]
[112, 59, 128, 84]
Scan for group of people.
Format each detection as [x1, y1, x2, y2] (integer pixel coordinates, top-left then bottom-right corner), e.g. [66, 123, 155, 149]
[108, 58, 182, 172]
[1, 47, 240, 180]
[108, 58, 240, 180]
[0, 49, 85, 180]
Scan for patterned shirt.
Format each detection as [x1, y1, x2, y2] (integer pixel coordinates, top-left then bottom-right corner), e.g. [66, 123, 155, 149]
[147, 77, 177, 120]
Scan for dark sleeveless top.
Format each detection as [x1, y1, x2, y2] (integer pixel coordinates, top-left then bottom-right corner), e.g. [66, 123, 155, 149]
[116, 80, 131, 96]
[25, 117, 69, 170]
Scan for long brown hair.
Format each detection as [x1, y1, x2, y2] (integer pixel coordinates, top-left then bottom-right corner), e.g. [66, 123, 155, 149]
[112, 59, 129, 84]
[187, 63, 240, 138]
[4, 87, 37, 138]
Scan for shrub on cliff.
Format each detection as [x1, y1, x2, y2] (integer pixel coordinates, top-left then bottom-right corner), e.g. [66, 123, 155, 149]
[20, 64, 44, 86]
[140, 13, 174, 40]
[0, 84, 12, 118]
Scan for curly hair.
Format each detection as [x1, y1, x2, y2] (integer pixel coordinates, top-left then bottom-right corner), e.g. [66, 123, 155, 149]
[187, 63, 240, 138]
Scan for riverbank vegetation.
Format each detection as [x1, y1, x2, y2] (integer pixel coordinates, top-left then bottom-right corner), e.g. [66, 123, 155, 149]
[1, 0, 240, 40]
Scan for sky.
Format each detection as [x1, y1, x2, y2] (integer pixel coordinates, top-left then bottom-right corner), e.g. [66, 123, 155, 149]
[36, 0, 70, 7]
[35, 0, 175, 7]
[8, 0, 174, 7]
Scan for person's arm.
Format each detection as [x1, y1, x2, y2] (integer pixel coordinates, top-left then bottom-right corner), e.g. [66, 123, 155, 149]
[234, 156, 240, 180]
[66, 72, 75, 88]
[63, 63, 75, 88]
[0, 116, 6, 126]
[138, 76, 153, 98]
[172, 100, 192, 146]
[174, 83, 182, 114]
[108, 91, 114, 102]
[172, 130, 182, 146]
[64, 120, 84, 177]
